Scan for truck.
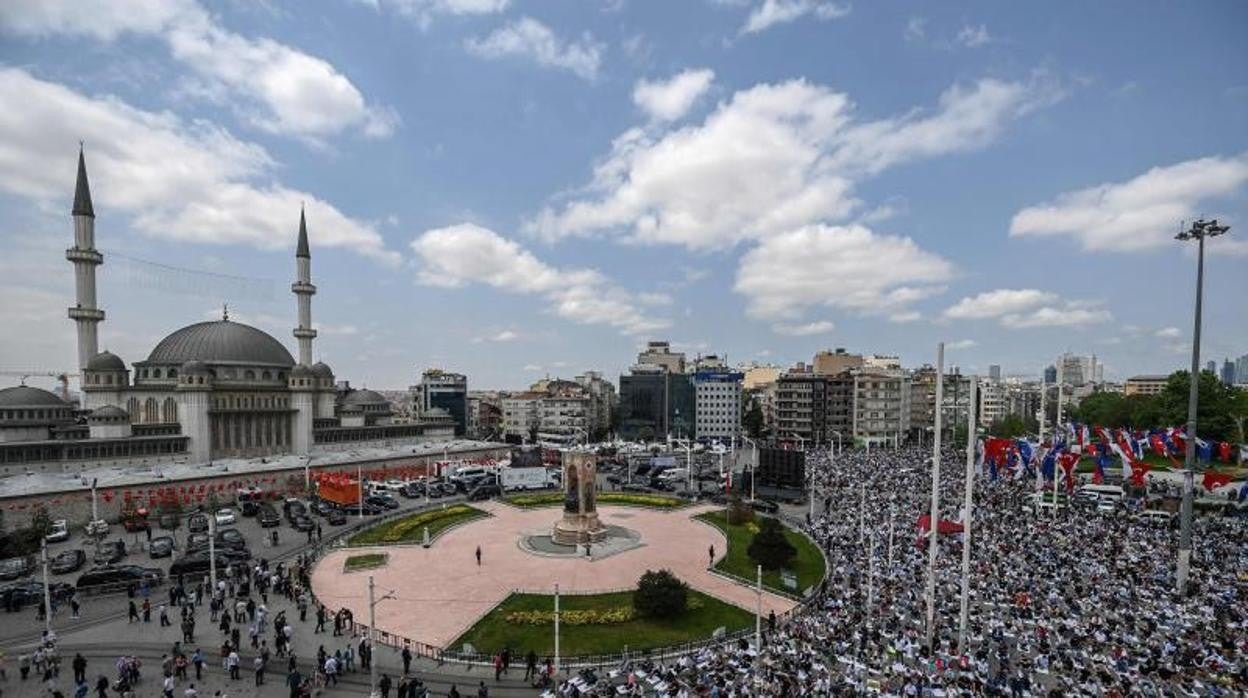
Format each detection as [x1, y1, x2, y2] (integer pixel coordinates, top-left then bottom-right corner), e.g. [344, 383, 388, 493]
[499, 466, 555, 492]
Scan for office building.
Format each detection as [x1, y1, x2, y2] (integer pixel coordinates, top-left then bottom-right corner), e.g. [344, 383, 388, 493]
[636, 341, 686, 374]
[1124, 375, 1169, 396]
[988, 364, 1002, 381]
[813, 348, 864, 376]
[851, 369, 911, 447]
[1221, 359, 1236, 386]
[693, 368, 743, 443]
[413, 369, 468, 436]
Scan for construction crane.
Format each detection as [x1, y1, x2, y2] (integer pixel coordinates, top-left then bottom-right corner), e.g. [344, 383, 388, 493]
[0, 370, 79, 402]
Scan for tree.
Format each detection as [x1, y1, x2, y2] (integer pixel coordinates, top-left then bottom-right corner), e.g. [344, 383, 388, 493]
[747, 517, 796, 571]
[633, 569, 688, 618]
[743, 398, 765, 439]
[29, 505, 52, 540]
[726, 494, 754, 526]
[987, 414, 1030, 439]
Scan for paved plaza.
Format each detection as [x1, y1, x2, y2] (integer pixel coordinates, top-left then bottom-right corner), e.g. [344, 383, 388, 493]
[312, 501, 799, 651]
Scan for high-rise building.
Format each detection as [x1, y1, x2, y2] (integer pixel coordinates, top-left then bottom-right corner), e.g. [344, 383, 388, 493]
[617, 366, 694, 441]
[1221, 359, 1236, 386]
[813, 348, 864, 376]
[1044, 365, 1057, 384]
[775, 372, 826, 445]
[1236, 354, 1248, 385]
[636, 341, 686, 374]
[978, 380, 1007, 425]
[412, 369, 468, 436]
[988, 365, 1002, 381]
[693, 368, 743, 443]
[1205, 360, 1216, 375]
[851, 370, 911, 447]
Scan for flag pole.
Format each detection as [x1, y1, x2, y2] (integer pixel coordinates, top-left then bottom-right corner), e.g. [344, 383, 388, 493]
[924, 342, 944, 651]
[957, 377, 977, 653]
[1037, 373, 1045, 495]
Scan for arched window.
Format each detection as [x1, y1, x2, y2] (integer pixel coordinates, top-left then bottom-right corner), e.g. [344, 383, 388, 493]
[277, 372, 285, 382]
[244, 370, 255, 381]
[163, 398, 177, 423]
[168, 368, 177, 378]
[126, 397, 140, 423]
[105, 374, 113, 385]
[262, 371, 271, 381]
[144, 397, 158, 423]
[153, 368, 162, 379]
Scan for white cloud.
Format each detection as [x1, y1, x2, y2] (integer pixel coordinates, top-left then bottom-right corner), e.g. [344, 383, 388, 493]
[633, 69, 714, 122]
[0, 0, 394, 141]
[741, 0, 850, 35]
[955, 23, 991, 48]
[522, 363, 543, 371]
[772, 320, 835, 336]
[1009, 154, 1248, 251]
[889, 310, 921, 323]
[1000, 306, 1112, 329]
[466, 17, 603, 80]
[734, 224, 954, 320]
[490, 329, 518, 342]
[946, 339, 977, 349]
[409, 223, 668, 335]
[1155, 326, 1181, 339]
[363, 0, 509, 29]
[0, 68, 398, 263]
[943, 289, 1057, 319]
[529, 74, 1060, 250]
[942, 287, 1109, 329]
[904, 16, 925, 42]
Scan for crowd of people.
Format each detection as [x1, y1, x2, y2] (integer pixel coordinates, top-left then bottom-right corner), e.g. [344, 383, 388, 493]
[555, 445, 1246, 696]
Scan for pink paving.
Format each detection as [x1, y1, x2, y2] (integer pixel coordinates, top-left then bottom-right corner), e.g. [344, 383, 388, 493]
[311, 502, 799, 649]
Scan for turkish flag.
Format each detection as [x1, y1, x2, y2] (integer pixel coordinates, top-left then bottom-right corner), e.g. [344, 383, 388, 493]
[1202, 471, 1233, 492]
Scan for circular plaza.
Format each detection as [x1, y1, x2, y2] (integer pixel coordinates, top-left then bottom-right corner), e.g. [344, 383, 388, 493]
[310, 499, 803, 654]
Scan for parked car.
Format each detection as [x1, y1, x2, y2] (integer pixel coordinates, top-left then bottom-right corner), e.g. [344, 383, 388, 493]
[240, 500, 259, 517]
[84, 519, 110, 537]
[438, 482, 458, 497]
[750, 499, 780, 515]
[1, 581, 74, 611]
[282, 498, 306, 518]
[339, 503, 382, 516]
[326, 509, 346, 526]
[214, 528, 246, 547]
[257, 505, 280, 528]
[158, 513, 180, 530]
[213, 508, 237, 526]
[45, 519, 70, 543]
[309, 499, 334, 517]
[290, 515, 314, 532]
[50, 549, 87, 575]
[0, 557, 33, 581]
[467, 483, 502, 501]
[365, 494, 399, 510]
[184, 539, 250, 561]
[169, 552, 233, 577]
[148, 536, 175, 558]
[122, 513, 150, 532]
[76, 565, 162, 591]
[93, 541, 126, 565]
[399, 483, 423, 499]
[187, 514, 209, 533]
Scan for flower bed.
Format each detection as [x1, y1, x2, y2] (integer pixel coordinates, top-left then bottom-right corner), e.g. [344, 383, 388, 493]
[343, 553, 387, 572]
[503, 597, 703, 626]
[347, 504, 487, 546]
[504, 491, 687, 509]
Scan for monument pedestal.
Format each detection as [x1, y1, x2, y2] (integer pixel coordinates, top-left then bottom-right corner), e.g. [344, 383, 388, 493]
[552, 452, 607, 545]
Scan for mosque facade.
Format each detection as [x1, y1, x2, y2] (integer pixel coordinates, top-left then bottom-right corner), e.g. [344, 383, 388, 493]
[0, 149, 451, 471]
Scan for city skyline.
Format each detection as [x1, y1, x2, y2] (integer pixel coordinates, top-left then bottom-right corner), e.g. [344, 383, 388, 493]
[1, 1, 1246, 392]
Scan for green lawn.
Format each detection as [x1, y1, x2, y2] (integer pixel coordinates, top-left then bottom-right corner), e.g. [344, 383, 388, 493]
[343, 553, 387, 572]
[503, 491, 688, 509]
[696, 511, 825, 597]
[450, 590, 753, 657]
[347, 504, 487, 546]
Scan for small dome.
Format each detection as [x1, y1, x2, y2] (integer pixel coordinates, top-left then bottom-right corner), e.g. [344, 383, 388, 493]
[89, 405, 129, 421]
[342, 389, 388, 406]
[311, 361, 334, 378]
[291, 364, 315, 378]
[0, 385, 65, 407]
[87, 351, 126, 371]
[181, 360, 210, 375]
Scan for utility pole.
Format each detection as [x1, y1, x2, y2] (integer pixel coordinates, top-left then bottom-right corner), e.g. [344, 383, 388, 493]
[41, 539, 52, 638]
[754, 564, 762, 649]
[957, 378, 977, 653]
[1037, 373, 1046, 495]
[554, 583, 561, 679]
[369, 576, 378, 698]
[208, 511, 217, 592]
[1176, 218, 1229, 595]
[924, 342, 943, 650]
[357, 465, 364, 522]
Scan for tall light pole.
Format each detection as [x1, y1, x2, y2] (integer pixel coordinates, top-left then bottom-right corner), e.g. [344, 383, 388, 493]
[553, 582, 561, 679]
[367, 575, 396, 698]
[957, 378, 977, 653]
[924, 342, 944, 650]
[40, 539, 52, 639]
[1175, 218, 1229, 595]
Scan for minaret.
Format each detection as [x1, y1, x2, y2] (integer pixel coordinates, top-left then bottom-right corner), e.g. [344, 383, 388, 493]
[292, 207, 317, 366]
[67, 146, 105, 372]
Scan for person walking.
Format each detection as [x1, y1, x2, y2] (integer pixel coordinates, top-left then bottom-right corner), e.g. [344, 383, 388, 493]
[253, 655, 265, 686]
[708, 544, 715, 567]
[192, 648, 204, 681]
[379, 673, 392, 698]
[401, 646, 412, 675]
[226, 650, 240, 680]
[477, 679, 489, 697]
[475, 545, 481, 566]
[315, 605, 325, 633]
[70, 596, 80, 619]
[72, 653, 87, 683]
[524, 650, 537, 682]
[128, 600, 139, 623]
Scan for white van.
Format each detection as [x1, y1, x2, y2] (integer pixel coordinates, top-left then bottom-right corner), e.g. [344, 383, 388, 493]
[1078, 484, 1124, 504]
[450, 467, 488, 484]
[657, 467, 688, 484]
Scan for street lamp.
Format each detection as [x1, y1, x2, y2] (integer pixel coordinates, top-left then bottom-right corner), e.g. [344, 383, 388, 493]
[1175, 218, 1229, 596]
[367, 575, 397, 697]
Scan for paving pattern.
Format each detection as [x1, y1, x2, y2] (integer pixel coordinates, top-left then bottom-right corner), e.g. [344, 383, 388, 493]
[311, 502, 799, 650]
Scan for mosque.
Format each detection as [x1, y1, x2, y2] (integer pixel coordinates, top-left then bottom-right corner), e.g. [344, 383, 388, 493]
[0, 149, 452, 471]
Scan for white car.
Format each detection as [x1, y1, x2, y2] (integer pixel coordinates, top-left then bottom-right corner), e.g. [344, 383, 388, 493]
[214, 508, 237, 526]
[45, 519, 70, 543]
[84, 519, 110, 537]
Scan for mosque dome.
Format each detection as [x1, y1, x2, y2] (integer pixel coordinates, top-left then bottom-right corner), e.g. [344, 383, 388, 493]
[0, 385, 65, 407]
[342, 389, 388, 406]
[147, 320, 294, 367]
[86, 350, 126, 371]
[88, 405, 129, 421]
[311, 361, 334, 379]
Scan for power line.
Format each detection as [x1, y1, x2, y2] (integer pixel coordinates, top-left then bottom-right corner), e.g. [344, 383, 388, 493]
[102, 249, 279, 303]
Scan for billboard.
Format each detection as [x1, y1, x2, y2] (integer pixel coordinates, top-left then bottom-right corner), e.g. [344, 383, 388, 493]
[757, 447, 806, 489]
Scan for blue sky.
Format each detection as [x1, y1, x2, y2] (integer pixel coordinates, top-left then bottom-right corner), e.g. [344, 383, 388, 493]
[1, 0, 1246, 391]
